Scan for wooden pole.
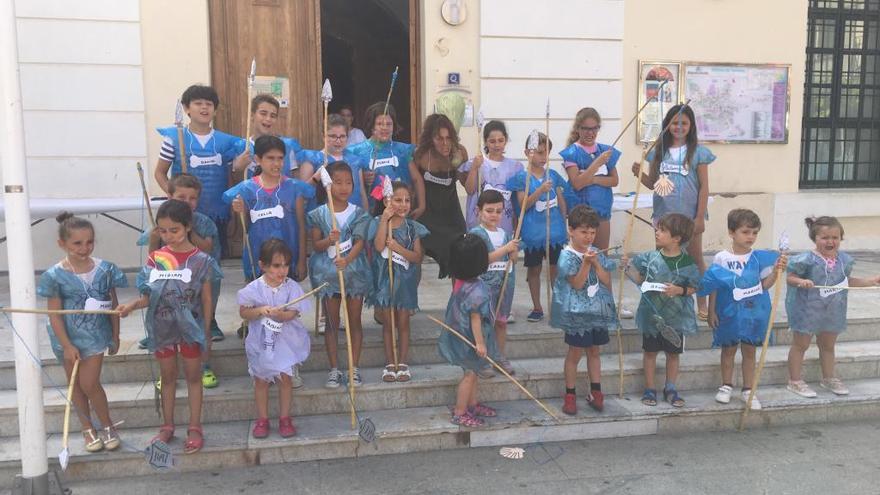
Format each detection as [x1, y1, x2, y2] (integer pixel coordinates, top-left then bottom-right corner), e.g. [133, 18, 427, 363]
[59, 359, 80, 470]
[271, 282, 328, 311]
[327, 186, 358, 429]
[387, 219, 399, 371]
[428, 316, 560, 421]
[136, 162, 156, 228]
[609, 79, 668, 149]
[238, 196, 257, 280]
[0, 308, 120, 316]
[544, 105, 552, 320]
[244, 57, 256, 150]
[494, 148, 533, 319]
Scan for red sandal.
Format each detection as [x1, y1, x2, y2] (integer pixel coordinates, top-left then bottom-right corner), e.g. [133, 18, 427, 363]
[150, 424, 174, 444]
[184, 425, 204, 454]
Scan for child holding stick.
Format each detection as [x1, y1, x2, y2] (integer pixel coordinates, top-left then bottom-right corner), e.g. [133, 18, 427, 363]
[238, 239, 310, 439]
[552, 205, 618, 415]
[308, 161, 372, 388]
[506, 133, 569, 323]
[621, 213, 700, 408]
[438, 234, 499, 427]
[117, 200, 222, 454]
[299, 114, 369, 211]
[698, 209, 785, 410]
[232, 94, 303, 180]
[632, 104, 715, 319]
[38, 212, 128, 452]
[368, 180, 429, 382]
[461, 120, 523, 235]
[469, 190, 519, 375]
[785, 216, 880, 397]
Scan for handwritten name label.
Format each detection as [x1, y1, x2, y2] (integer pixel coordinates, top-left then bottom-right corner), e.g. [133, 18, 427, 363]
[733, 283, 763, 301]
[148, 268, 192, 284]
[250, 204, 284, 223]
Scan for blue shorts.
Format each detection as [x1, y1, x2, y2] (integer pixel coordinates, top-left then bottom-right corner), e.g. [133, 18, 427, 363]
[564, 328, 610, 348]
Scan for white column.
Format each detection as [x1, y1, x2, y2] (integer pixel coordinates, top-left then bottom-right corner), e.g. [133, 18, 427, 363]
[0, 0, 50, 490]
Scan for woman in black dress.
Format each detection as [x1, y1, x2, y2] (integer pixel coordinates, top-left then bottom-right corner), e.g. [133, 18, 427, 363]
[409, 114, 468, 278]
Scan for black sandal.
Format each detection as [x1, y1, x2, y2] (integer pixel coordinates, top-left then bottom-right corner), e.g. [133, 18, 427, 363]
[641, 388, 657, 406]
[663, 384, 685, 408]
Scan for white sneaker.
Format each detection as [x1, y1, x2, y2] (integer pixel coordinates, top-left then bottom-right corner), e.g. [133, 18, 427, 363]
[292, 365, 304, 389]
[619, 307, 634, 319]
[507, 311, 516, 324]
[787, 380, 817, 398]
[820, 377, 850, 395]
[715, 384, 733, 404]
[742, 389, 762, 410]
[325, 368, 342, 389]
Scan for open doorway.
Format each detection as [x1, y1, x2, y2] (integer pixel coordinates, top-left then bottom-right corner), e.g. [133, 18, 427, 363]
[320, 0, 416, 143]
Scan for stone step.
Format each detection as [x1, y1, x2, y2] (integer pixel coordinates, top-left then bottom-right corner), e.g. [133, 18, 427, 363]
[2, 378, 880, 489]
[4, 316, 878, 390]
[3, 340, 879, 436]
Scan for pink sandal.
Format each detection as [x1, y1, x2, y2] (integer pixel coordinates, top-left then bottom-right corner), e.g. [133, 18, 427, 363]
[470, 403, 497, 417]
[150, 424, 174, 444]
[451, 411, 485, 427]
[184, 425, 204, 454]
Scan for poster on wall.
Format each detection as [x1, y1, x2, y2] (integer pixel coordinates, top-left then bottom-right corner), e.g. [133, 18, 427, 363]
[637, 61, 682, 143]
[684, 64, 790, 143]
[253, 76, 291, 108]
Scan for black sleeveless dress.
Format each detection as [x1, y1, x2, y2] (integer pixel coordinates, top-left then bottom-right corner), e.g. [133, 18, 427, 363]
[418, 152, 466, 278]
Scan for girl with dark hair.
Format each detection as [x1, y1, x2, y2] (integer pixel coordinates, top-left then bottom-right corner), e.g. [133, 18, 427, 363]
[346, 102, 415, 198]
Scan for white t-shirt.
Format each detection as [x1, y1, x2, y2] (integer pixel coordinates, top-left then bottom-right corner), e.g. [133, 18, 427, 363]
[334, 203, 356, 229]
[713, 250, 751, 276]
[486, 228, 505, 250]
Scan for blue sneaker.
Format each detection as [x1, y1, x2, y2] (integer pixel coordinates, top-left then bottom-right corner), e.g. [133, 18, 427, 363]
[210, 319, 225, 342]
[526, 310, 544, 322]
[138, 336, 152, 350]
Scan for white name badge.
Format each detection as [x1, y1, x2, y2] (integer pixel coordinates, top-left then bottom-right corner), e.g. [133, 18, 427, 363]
[488, 261, 512, 272]
[189, 153, 222, 168]
[148, 268, 192, 284]
[819, 277, 848, 298]
[250, 204, 285, 223]
[327, 238, 353, 259]
[641, 281, 668, 293]
[535, 197, 558, 212]
[587, 283, 599, 298]
[483, 184, 512, 202]
[423, 171, 453, 186]
[261, 317, 284, 333]
[371, 156, 399, 170]
[733, 283, 763, 301]
[84, 298, 112, 311]
[660, 161, 688, 176]
[380, 248, 411, 270]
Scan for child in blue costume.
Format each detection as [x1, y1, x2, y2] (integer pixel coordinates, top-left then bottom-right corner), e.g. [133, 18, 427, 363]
[117, 200, 223, 455]
[698, 209, 785, 410]
[622, 214, 701, 408]
[561, 108, 621, 250]
[154, 85, 245, 256]
[468, 190, 519, 376]
[38, 213, 127, 453]
[232, 94, 302, 180]
[225, 135, 314, 282]
[308, 161, 373, 388]
[137, 174, 225, 387]
[438, 233, 500, 428]
[785, 216, 880, 398]
[633, 104, 715, 319]
[346, 102, 415, 202]
[506, 132, 570, 322]
[298, 114, 369, 211]
[368, 181, 429, 383]
[551, 205, 617, 415]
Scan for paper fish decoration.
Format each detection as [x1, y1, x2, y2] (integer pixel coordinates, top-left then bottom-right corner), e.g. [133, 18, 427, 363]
[319, 166, 333, 188]
[499, 447, 525, 459]
[779, 231, 790, 251]
[174, 100, 184, 126]
[476, 109, 485, 130]
[527, 129, 540, 151]
[321, 79, 333, 103]
[545, 98, 550, 118]
[382, 175, 393, 198]
[390, 66, 399, 89]
[248, 57, 257, 86]
[58, 448, 69, 471]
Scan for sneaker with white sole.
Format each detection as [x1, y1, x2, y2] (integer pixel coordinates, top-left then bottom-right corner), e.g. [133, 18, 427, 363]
[820, 377, 850, 395]
[292, 365, 304, 389]
[325, 368, 343, 389]
[787, 380, 817, 398]
[351, 368, 363, 387]
[507, 312, 516, 324]
[741, 389, 762, 410]
[715, 384, 733, 404]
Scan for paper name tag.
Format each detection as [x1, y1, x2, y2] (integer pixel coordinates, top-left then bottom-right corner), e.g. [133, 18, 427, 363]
[423, 171, 453, 186]
[535, 197, 558, 212]
[733, 283, 763, 301]
[261, 317, 283, 333]
[819, 277, 848, 298]
[587, 283, 599, 298]
[189, 153, 222, 168]
[84, 298, 112, 311]
[488, 261, 512, 272]
[371, 156, 399, 170]
[148, 268, 192, 284]
[641, 281, 668, 293]
[327, 238, 353, 259]
[483, 184, 512, 201]
[660, 161, 688, 176]
[250, 204, 284, 223]
[381, 248, 411, 269]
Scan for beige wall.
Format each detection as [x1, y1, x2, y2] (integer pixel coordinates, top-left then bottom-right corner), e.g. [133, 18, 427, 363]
[139, 0, 212, 195]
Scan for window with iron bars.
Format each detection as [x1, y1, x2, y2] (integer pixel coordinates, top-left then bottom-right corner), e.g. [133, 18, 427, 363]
[801, 0, 880, 188]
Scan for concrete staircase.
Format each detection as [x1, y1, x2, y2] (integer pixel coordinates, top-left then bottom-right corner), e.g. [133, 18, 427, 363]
[1, 260, 880, 486]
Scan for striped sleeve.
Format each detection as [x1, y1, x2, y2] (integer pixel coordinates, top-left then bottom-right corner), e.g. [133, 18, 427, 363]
[159, 137, 175, 162]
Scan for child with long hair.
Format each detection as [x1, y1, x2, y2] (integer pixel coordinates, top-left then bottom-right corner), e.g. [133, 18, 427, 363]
[238, 239, 310, 439]
[438, 234, 499, 427]
[38, 212, 127, 452]
[117, 200, 222, 454]
[786, 216, 880, 397]
[368, 181, 429, 382]
[461, 120, 523, 235]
